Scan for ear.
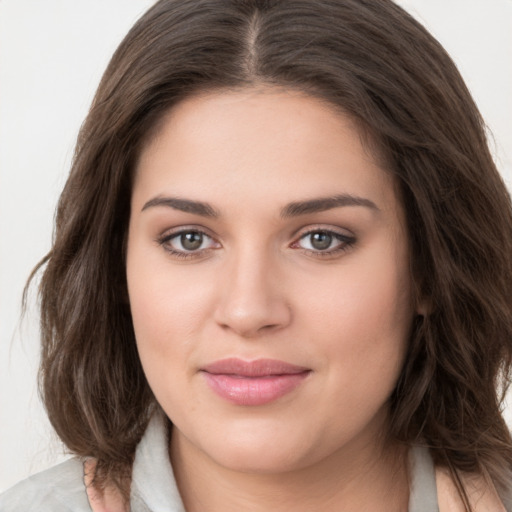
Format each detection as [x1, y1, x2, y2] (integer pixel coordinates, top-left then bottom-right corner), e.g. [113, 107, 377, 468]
[412, 275, 431, 317]
[409, 265, 430, 317]
[415, 297, 430, 317]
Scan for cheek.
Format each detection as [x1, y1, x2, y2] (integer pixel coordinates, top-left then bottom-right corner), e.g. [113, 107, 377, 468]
[127, 276, 202, 420]
[302, 276, 411, 440]
[297, 246, 413, 383]
[127, 236, 214, 342]
[126, 252, 235, 424]
[126, 243, 209, 389]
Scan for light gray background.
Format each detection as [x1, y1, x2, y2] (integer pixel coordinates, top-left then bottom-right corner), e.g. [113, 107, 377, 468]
[1, 0, 511, 492]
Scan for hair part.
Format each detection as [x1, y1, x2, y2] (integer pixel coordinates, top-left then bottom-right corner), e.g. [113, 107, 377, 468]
[31, 0, 512, 503]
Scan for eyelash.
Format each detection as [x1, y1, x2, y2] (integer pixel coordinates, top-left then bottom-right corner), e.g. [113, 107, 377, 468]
[157, 228, 219, 260]
[157, 227, 356, 260]
[292, 228, 356, 258]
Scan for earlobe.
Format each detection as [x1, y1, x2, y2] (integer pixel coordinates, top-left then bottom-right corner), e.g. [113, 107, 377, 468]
[410, 271, 430, 317]
[413, 282, 431, 316]
[416, 299, 429, 317]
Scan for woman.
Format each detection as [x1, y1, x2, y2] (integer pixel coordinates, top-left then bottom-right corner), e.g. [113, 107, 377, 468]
[1, 0, 512, 510]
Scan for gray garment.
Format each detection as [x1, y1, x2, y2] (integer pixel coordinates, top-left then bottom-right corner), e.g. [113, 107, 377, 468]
[0, 458, 90, 512]
[129, 414, 185, 512]
[408, 445, 439, 512]
[0, 414, 445, 511]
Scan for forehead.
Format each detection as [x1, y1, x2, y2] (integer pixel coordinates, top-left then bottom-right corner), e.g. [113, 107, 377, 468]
[133, 87, 399, 219]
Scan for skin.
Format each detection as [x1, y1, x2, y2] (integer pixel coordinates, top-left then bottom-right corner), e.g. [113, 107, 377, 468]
[126, 87, 418, 511]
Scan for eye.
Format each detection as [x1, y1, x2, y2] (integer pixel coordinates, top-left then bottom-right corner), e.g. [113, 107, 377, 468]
[293, 229, 355, 256]
[158, 229, 219, 258]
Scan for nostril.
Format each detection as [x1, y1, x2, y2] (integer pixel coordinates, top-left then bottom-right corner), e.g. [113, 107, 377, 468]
[212, 263, 292, 337]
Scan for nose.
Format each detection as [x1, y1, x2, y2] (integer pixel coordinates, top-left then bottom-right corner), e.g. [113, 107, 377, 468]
[213, 250, 292, 338]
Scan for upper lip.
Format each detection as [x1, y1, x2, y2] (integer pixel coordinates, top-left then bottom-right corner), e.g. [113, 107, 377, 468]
[201, 358, 310, 377]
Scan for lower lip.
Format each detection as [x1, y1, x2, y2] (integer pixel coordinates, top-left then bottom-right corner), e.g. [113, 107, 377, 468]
[202, 372, 310, 406]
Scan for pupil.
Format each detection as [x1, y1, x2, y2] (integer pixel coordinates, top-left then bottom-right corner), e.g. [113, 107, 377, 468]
[311, 232, 332, 250]
[181, 232, 203, 250]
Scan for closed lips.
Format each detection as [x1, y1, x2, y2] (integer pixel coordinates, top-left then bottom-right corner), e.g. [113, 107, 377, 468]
[200, 358, 311, 377]
[200, 358, 311, 406]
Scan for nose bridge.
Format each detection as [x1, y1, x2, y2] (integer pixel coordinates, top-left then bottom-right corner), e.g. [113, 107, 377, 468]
[214, 242, 290, 337]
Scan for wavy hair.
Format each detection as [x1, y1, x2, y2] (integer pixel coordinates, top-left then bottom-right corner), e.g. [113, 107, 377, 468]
[31, 0, 512, 503]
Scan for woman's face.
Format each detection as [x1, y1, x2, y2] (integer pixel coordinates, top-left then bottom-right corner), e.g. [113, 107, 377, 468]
[127, 87, 416, 474]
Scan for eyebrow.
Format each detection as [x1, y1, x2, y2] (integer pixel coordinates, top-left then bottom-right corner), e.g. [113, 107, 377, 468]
[280, 194, 379, 217]
[141, 193, 379, 218]
[141, 197, 219, 217]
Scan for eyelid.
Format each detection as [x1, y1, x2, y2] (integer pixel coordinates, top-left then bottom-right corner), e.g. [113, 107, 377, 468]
[155, 223, 355, 260]
[291, 224, 355, 241]
[157, 225, 221, 259]
[290, 225, 356, 257]
[158, 224, 217, 241]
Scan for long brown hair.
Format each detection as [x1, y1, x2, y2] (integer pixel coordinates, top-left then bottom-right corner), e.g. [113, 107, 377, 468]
[31, 0, 512, 502]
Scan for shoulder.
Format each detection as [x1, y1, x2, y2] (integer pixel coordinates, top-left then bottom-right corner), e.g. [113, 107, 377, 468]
[436, 466, 510, 512]
[0, 457, 91, 512]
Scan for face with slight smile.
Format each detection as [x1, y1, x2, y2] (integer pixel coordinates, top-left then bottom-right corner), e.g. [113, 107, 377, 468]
[126, 87, 416, 475]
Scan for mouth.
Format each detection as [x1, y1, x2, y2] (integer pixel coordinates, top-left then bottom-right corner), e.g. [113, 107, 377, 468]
[200, 358, 311, 406]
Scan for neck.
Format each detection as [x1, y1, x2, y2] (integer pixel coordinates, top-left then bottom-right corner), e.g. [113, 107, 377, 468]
[170, 427, 409, 512]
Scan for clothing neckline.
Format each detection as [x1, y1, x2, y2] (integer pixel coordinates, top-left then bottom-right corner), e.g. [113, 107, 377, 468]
[408, 445, 439, 511]
[129, 412, 438, 512]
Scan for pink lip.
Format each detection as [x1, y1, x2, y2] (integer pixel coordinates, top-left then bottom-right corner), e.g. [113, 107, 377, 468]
[200, 358, 311, 406]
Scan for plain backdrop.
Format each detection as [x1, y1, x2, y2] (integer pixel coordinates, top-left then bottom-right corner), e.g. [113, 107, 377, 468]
[1, 0, 511, 492]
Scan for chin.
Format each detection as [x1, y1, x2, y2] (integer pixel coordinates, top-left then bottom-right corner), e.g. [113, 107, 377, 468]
[210, 444, 312, 475]
[190, 421, 330, 475]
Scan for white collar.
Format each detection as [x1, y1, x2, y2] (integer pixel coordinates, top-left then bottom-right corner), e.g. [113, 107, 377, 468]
[130, 411, 186, 512]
